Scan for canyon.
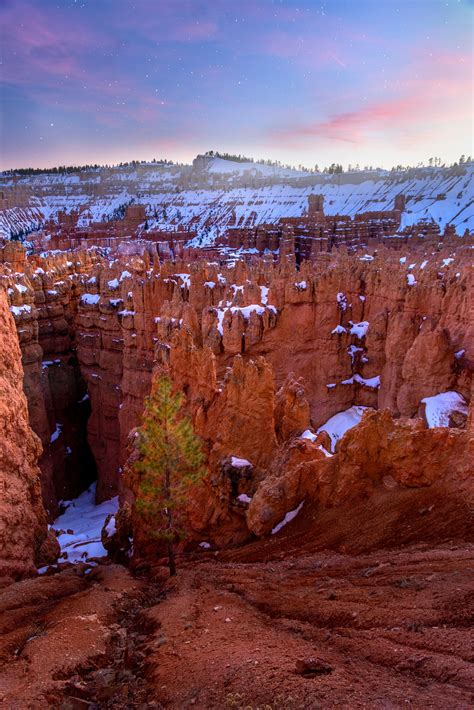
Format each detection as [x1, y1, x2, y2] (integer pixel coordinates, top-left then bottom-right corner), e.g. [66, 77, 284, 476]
[0, 158, 473, 708]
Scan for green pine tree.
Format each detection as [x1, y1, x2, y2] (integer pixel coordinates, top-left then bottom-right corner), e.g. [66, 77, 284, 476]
[133, 375, 205, 576]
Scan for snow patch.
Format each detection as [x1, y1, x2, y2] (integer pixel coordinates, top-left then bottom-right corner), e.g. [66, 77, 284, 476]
[271, 501, 304, 535]
[341, 374, 380, 389]
[317, 405, 372, 452]
[231, 456, 253, 468]
[50, 424, 62, 443]
[349, 321, 369, 338]
[52, 484, 119, 564]
[81, 293, 100, 305]
[421, 391, 468, 428]
[105, 515, 116, 537]
[10, 304, 32, 316]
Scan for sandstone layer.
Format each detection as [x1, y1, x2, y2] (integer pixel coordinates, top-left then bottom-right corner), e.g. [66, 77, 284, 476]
[0, 288, 56, 580]
[1, 241, 472, 559]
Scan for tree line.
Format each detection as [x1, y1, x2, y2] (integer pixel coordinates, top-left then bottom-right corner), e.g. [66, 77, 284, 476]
[2, 154, 471, 178]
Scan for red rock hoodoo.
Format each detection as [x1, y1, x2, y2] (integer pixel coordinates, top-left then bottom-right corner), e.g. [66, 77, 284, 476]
[0, 287, 57, 579]
[0, 160, 473, 706]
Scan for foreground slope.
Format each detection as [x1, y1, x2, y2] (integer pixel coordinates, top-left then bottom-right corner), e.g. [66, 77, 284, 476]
[1, 487, 473, 708]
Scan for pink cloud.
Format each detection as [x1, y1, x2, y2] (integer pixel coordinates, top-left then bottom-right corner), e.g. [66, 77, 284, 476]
[272, 50, 472, 147]
[0, 0, 102, 87]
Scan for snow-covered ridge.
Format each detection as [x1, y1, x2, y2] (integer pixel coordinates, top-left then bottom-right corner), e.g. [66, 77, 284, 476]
[1, 160, 473, 239]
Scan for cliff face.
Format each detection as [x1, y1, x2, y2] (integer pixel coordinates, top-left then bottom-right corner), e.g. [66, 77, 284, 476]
[120, 248, 472, 553]
[0, 288, 57, 579]
[1, 244, 98, 516]
[246, 409, 474, 537]
[1, 161, 473, 241]
[1, 242, 472, 557]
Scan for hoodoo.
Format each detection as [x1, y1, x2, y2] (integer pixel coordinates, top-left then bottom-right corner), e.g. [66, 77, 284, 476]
[0, 288, 57, 579]
[1, 0, 474, 703]
[1, 158, 473, 703]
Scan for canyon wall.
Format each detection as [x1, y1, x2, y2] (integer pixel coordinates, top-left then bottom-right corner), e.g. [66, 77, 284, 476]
[1, 243, 98, 516]
[1, 161, 473, 241]
[1, 242, 472, 557]
[0, 287, 57, 579]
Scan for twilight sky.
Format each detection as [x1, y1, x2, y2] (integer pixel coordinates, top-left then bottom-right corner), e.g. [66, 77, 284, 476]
[0, 0, 472, 169]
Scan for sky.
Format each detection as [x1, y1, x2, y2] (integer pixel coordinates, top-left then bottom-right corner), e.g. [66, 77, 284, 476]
[0, 0, 472, 170]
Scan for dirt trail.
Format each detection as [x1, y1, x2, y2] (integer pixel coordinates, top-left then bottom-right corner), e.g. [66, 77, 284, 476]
[0, 565, 148, 708]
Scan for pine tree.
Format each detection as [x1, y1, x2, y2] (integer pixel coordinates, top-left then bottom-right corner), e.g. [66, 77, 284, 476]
[133, 376, 205, 576]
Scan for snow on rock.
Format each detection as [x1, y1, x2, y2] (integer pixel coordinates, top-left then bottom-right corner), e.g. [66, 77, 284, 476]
[341, 374, 380, 389]
[421, 391, 469, 428]
[50, 424, 62, 443]
[354, 374, 380, 388]
[347, 344, 364, 361]
[214, 304, 277, 335]
[105, 515, 116, 537]
[317, 405, 373, 452]
[298, 430, 333, 457]
[81, 293, 100, 305]
[271, 501, 304, 535]
[52, 483, 119, 564]
[237, 493, 252, 503]
[349, 321, 369, 338]
[231, 456, 253, 468]
[331, 325, 346, 335]
[407, 274, 417, 286]
[175, 273, 191, 288]
[336, 292, 348, 311]
[1, 163, 473, 240]
[10, 304, 32, 316]
[107, 278, 119, 290]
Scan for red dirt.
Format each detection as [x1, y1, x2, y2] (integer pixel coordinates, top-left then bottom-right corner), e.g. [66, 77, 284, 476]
[141, 487, 474, 708]
[1, 487, 473, 709]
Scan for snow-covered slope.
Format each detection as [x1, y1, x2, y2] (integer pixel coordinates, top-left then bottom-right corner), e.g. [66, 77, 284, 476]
[1, 159, 473, 240]
[205, 156, 309, 178]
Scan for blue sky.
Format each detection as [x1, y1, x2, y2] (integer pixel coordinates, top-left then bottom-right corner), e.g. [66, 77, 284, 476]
[0, 0, 472, 168]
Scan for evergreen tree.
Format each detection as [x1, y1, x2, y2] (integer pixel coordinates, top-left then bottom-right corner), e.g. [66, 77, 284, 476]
[133, 375, 205, 576]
